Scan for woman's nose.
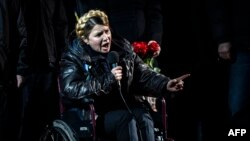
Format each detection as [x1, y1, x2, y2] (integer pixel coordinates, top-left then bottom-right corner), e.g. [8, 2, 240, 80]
[103, 34, 109, 41]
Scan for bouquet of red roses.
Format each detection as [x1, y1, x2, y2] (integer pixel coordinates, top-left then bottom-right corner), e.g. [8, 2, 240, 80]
[132, 40, 161, 72]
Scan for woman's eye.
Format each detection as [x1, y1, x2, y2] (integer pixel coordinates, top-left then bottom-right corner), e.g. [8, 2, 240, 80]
[96, 32, 103, 37]
[105, 30, 109, 34]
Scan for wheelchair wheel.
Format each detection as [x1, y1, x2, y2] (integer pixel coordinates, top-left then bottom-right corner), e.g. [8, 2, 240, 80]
[40, 120, 78, 141]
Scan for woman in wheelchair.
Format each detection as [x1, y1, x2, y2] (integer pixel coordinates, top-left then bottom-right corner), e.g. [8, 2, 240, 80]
[54, 9, 189, 141]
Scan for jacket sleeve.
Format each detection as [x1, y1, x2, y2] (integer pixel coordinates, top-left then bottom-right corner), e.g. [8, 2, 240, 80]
[132, 52, 170, 97]
[59, 51, 116, 100]
[16, 1, 28, 76]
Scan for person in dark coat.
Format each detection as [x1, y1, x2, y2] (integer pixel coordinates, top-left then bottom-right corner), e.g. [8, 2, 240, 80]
[59, 9, 189, 141]
[158, 0, 230, 140]
[0, 0, 27, 140]
[207, 0, 250, 137]
[18, 0, 68, 140]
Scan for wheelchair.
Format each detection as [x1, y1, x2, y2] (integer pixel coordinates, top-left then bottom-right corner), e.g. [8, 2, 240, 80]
[40, 119, 77, 141]
[39, 97, 173, 141]
[40, 101, 96, 141]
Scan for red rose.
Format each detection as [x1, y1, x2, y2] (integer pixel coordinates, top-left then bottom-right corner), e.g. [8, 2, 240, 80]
[132, 41, 161, 72]
[132, 41, 148, 58]
[147, 40, 160, 56]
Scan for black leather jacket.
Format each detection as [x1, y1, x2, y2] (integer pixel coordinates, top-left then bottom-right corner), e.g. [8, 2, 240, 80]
[59, 36, 170, 114]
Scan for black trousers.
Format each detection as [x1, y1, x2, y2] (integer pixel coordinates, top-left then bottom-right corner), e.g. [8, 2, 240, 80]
[98, 108, 155, 141]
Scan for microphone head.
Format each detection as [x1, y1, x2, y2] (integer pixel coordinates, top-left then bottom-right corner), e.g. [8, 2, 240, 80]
[107, 51, 119, 64]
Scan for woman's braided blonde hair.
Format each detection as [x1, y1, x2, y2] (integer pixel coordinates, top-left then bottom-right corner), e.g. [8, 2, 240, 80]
[75, 9, 109, 39]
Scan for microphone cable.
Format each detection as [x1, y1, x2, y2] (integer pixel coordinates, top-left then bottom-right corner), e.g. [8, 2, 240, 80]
[117, 84, 143, 141]
[117, 84, 132, 114]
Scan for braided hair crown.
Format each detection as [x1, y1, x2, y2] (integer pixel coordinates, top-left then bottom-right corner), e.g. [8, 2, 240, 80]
[75, 9, 109, 39]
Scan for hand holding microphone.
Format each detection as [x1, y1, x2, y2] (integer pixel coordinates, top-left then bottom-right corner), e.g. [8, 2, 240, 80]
[111, 66, 123, 84]
[107, 51, 122, 86]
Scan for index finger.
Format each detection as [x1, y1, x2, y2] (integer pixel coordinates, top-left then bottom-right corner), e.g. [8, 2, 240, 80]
[175, 74, 190, 81]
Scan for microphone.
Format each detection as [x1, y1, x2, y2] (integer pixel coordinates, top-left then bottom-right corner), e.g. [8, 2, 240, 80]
[107, 51, 120, 86]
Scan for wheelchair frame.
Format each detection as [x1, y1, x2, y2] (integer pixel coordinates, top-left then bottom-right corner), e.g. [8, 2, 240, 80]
[39, 98, 174, 141]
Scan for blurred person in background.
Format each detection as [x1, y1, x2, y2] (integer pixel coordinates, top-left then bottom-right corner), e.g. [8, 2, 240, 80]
[18, 0, 68, 140]
[0, 0, 27, 140]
